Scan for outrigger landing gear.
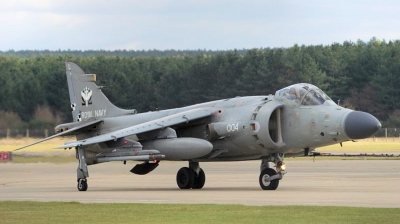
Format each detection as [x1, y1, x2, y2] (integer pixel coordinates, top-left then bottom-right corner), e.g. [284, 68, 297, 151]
[176, 161, 206, 189]
[259, 153, 286, 190]
[76, 146, 89, 191]
[78, 178, 88, 191]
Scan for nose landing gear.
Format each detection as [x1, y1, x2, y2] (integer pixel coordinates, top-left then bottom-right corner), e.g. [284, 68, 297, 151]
[259, 153, 286, 190]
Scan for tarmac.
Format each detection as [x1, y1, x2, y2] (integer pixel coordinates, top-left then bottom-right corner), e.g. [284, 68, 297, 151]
[1, 160, 399, 207]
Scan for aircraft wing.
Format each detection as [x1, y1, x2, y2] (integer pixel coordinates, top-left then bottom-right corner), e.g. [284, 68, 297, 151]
[14, 119, 103, 151]
[57, 107, 214, 149]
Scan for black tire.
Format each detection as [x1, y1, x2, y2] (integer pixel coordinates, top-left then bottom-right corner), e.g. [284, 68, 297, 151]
[192, 168, 206, 189]
[259, 168, 279, 190]
[77, 179, 88, 191]
[176, 167, 194, 189]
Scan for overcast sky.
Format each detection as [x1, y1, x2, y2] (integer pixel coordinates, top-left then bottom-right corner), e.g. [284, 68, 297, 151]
[1, 0, 399, 51]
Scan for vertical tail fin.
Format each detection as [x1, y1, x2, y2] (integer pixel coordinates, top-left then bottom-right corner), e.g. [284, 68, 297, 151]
[65, 62, 137, 122]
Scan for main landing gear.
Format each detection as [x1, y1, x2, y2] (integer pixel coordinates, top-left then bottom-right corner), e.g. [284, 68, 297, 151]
[176, 161, 205, 189]
[76, 146, 89, 191]
[259, 153, 286, 190]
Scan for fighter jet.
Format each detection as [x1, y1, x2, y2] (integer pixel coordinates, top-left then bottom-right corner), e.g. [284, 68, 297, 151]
[16, 62, 382, 191]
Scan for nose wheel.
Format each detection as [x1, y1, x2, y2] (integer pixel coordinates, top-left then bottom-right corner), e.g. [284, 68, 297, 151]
[259, 168, 279, 190]
[259, 153, 286, 190]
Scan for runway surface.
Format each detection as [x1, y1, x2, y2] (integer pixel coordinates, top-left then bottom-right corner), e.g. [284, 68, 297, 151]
[1, 160, 399, 207]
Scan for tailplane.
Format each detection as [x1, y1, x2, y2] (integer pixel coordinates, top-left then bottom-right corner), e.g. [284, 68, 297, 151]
[65, 62, 137, 122]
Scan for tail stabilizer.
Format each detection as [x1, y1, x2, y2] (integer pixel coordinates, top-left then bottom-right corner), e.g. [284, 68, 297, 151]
[65, 62, 137, 122]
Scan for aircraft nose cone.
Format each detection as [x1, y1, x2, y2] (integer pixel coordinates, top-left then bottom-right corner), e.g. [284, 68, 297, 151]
[344, 111, 381, 139]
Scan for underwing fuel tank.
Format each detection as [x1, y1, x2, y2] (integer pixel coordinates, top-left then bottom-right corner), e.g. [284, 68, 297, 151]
[141, 138, 213, 160]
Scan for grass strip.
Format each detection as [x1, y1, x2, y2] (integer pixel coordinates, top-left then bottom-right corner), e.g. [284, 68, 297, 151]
[0, 201, 399, 224]
[9, 155, 76, 163]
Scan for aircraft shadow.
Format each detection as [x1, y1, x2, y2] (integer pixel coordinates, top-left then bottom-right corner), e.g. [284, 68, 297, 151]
[87, 186, 261, 192]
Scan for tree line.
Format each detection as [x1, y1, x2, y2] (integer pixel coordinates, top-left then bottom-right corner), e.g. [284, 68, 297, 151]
[0, 49, 238, 59]
[1, 38, 400, 130]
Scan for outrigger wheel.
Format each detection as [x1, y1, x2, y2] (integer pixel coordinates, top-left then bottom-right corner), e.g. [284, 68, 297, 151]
[78, 178, 88, 191]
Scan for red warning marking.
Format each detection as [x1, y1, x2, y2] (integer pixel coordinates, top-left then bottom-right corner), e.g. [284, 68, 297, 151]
[0, 152, 12, 162]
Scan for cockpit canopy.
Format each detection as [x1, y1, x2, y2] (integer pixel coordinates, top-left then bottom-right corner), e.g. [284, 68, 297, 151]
[275, 83, 335, 106]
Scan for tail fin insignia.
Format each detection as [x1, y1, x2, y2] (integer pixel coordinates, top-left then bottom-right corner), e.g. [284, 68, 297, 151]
[81, 87, 93, 107]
